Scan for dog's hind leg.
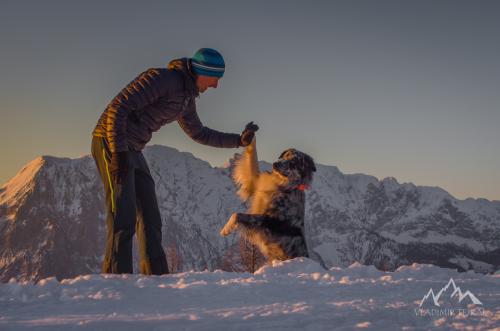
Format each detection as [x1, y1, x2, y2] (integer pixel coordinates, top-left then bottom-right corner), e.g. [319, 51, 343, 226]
[232, 214, 288, 261]
[220, 213, 239, 237]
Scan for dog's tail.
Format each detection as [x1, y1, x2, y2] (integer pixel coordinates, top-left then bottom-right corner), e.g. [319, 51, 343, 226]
[233, 138, 260, 202]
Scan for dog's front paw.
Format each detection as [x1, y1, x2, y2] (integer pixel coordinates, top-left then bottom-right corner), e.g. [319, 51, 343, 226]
[220, 213, 239, 237]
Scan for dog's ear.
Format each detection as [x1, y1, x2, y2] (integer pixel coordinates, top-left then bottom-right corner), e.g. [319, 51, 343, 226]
[299, 152, 316, 173]
[298, 153, 316, 176]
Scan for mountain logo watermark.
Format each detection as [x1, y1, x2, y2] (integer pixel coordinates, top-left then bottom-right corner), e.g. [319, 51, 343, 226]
[414, 278, 484, 317]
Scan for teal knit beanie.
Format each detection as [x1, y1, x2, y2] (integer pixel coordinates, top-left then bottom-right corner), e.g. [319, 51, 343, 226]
[191, 48, 225, 78]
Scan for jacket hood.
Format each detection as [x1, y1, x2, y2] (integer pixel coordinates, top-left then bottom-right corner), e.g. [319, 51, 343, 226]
[168, 57, 198, 96]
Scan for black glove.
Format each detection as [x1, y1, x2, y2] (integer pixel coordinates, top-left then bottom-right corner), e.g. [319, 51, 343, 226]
[110, 152, 128, 185]
[239, 121, 259, 147]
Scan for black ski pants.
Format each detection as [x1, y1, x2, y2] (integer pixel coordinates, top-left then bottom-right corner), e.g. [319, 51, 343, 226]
[91, 136, 168, 275]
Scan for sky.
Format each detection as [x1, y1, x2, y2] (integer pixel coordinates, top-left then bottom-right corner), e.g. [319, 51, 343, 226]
[0, 0, 499, 201]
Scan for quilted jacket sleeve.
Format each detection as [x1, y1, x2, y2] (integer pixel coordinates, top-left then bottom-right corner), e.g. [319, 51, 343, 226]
[177, 97, 241, 148]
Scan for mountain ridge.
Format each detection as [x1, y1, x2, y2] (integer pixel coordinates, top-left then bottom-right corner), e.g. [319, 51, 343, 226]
[3, 150, 499, 204]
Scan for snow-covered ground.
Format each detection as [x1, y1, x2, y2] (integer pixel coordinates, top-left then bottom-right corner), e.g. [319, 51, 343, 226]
[0, 259, 498, 330]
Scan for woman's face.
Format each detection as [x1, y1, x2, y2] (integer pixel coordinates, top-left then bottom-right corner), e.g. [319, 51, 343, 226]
[196, 75, 220, 93]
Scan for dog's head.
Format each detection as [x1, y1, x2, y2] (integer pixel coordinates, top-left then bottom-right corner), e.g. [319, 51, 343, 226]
[272, 149, 316, 188]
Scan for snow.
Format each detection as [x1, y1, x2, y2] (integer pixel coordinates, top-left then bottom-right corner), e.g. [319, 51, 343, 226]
[1, 258, 498, 330]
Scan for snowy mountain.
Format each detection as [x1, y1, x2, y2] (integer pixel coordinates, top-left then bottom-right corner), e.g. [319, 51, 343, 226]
[307, 165, 500, 274]
[1, 258, 498, 330]
[0, 145, 499, 282]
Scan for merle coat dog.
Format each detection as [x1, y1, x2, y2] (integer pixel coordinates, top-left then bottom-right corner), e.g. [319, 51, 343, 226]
[220, 139, 316, 262]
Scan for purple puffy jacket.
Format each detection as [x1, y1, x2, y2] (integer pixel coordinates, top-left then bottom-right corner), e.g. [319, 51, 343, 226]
[92, 58, 240, 153]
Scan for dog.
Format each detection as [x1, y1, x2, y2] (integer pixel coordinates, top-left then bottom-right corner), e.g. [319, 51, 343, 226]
[220, 138, 316, 262]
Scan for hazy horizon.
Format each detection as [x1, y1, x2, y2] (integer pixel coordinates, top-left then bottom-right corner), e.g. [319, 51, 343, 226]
[1, 0, 499, 201]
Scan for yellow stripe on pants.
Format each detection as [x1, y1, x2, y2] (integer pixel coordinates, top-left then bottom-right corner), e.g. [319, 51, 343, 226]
[102, 148, 115, 213]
